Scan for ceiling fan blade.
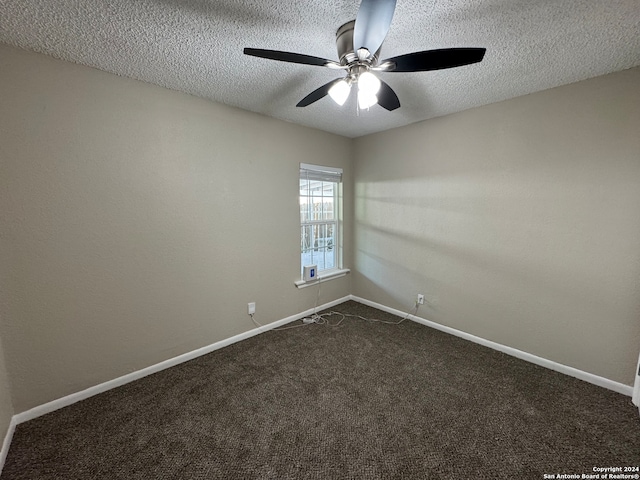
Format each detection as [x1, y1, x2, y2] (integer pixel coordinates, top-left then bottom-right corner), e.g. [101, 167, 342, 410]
[297, 79, 344, 107]
[377, 81, 400, 111]
[353, 0, 397, 56]
[383, 48, 486, 72]
[243, 48, 340, 68]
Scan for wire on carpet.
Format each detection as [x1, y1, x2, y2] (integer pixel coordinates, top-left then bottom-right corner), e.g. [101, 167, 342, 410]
[249, 275, 420, 331]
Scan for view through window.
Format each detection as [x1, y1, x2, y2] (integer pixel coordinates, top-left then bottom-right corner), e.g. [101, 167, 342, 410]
[300, 164, 342, 275]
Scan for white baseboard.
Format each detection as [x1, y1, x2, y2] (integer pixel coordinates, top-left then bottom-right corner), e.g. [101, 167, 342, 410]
[349, 295, 634, 397]
[633, 353, 640, 408]
[13, 295, 351, 425]
[0, 416, 17, 475]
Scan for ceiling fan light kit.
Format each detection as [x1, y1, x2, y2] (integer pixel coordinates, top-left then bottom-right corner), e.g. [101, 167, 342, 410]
[244, 0, 486, 113]
[356, 70, 381, 109]
[358, 90, 378, 110]
[358, 71, 381, 95]
[328, 79, 351, 106]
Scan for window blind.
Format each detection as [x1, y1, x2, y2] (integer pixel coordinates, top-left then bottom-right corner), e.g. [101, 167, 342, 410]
[300, 163, 342, 183]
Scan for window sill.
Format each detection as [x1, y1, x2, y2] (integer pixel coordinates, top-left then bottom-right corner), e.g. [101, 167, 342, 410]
[294, 268, 350, 289]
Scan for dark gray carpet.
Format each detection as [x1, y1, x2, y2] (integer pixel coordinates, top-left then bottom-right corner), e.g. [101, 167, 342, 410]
[2, 301, 639, 479]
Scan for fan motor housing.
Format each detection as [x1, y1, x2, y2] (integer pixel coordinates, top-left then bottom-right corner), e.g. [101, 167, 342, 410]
[336, 20, 381, 66]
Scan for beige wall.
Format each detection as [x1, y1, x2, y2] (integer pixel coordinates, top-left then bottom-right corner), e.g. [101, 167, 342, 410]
[354, 67, 640, 385]
[0, 44, 353, 413]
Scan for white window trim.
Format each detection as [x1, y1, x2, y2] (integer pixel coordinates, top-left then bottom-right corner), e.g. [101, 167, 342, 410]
[298, 163, 345, 287]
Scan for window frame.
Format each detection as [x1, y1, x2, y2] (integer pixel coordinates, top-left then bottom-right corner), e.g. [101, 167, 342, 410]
[299, 163, 343, 280]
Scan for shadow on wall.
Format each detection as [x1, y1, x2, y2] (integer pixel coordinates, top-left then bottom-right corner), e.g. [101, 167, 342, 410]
[355, 187, 636, 311]
[355, 220, 618, 318]
[354, 173, 638, 309]
[353, 173, 640, 382]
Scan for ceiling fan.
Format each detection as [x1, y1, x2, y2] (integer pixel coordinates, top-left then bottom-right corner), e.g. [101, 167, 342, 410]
[244, 0, 486, 111]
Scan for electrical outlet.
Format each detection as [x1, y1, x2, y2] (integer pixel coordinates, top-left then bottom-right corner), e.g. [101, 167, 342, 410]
[248, 302, 256, 315]
[417, 294, 424, 305]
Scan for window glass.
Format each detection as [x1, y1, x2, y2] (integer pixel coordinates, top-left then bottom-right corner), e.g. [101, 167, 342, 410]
[299, 164, 341, 275]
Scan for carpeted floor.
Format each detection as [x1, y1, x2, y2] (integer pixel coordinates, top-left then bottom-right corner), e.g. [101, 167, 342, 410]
[2, 300, 639, 479]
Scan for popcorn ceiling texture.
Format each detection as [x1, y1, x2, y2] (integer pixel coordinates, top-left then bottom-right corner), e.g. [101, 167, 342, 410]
[1, 0, 639, 137]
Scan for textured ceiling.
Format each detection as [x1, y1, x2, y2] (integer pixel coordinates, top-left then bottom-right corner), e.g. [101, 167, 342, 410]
[1, 0, 639, 138]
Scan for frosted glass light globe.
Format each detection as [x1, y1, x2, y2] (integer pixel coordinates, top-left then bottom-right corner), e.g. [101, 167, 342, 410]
[358, 71, 381, 96]
[328, 79, 351, 106]
[358, 90, 378, 109]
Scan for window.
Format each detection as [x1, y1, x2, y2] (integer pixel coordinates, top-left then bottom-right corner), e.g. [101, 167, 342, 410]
[300, 163, 342, 276]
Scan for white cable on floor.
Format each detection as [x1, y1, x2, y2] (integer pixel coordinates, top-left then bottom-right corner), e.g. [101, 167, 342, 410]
[249, 272, 420, 331]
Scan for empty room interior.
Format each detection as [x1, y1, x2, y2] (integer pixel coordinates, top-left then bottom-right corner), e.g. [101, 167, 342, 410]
[1, 0, 639, 478]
